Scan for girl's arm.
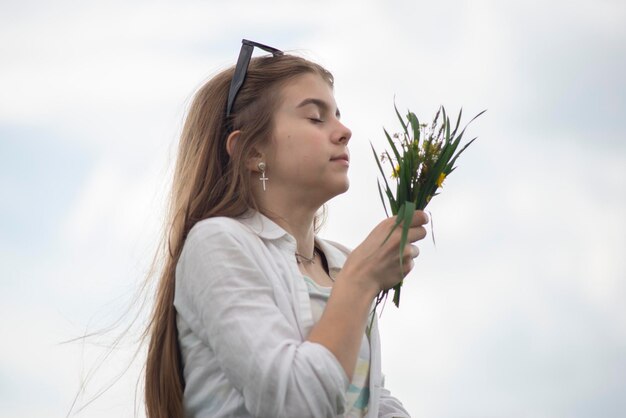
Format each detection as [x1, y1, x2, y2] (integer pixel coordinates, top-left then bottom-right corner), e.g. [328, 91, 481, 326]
[307, 211, 428, 381]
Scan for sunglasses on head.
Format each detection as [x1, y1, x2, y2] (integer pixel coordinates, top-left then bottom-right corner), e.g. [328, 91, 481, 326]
[226, 39, 284, 120]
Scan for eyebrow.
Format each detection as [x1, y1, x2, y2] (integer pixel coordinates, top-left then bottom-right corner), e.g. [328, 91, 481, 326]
[296, 98, 341, 119]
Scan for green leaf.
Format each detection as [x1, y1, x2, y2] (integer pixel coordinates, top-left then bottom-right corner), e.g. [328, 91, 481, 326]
[377, 180, 390, 217]
[394, 101, 409, 138]
[393, 283, 402, 307]
[383, 203, 406, 245]
[384, 128, 402, 165]
[468, 109, 488, 125]
[450, 107, 463, 139]
[447, 136, 478, 170]
[441, 106, 448, 140]
[394, 200, 415, 307]
[398, 200, 415, 266]
[370, 142, 396, 210]
[407, 111, 420, 144]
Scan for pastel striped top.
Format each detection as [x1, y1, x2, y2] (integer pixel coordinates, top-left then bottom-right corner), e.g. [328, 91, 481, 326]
[302, 275, 371, 417]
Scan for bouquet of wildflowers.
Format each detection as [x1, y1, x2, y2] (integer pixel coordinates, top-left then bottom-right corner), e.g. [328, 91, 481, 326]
[371, 104, 485, 308]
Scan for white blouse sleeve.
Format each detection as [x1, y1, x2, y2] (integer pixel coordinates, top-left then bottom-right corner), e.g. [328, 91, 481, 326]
[174, 221, 349, 417]
[378, 385, 411, 417]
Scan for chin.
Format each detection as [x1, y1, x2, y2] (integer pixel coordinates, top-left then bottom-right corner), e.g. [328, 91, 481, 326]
[340, 179, 350, 193]
[328, 179, 350, 198]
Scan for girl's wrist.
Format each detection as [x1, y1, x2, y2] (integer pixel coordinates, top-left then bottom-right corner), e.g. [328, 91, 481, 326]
[334, 267, 380, 301]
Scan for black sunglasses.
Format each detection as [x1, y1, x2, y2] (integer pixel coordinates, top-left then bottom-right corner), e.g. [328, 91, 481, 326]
[226, 39, 284, 120]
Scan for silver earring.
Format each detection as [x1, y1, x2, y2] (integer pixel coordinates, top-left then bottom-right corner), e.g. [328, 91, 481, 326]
[258, 162, 268, 191]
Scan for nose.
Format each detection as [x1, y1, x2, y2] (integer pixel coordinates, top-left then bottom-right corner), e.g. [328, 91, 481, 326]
[334, 120, 352, 144]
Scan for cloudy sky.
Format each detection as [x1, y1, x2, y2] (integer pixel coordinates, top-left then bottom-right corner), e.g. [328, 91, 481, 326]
[1, 0, 625, 417]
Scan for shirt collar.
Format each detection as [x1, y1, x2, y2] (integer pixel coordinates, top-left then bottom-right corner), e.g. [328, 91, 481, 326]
[315, 237, 349, 272]
[237, 210, 350, 271]
[237, 210, 291, 241]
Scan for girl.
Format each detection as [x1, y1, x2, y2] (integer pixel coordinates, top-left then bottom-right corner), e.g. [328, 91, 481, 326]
[144, 39, 429, 418]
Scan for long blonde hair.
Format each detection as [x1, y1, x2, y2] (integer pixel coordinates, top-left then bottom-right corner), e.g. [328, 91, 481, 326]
[144, 53, 334, 418]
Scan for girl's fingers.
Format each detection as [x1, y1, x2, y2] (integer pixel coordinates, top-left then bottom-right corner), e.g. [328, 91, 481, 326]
[402, 244, 419, 259]
[405, 226, 427, 243]
[411, 210, 429, 227]
[403, 258, 415, 275]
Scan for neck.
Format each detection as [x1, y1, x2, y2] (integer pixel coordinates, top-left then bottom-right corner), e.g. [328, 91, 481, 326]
[258, 201, 319, 258]
[253, 173, 332, 257]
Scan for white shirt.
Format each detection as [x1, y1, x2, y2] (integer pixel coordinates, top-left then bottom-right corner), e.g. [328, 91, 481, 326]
[174, 210, 411, 418]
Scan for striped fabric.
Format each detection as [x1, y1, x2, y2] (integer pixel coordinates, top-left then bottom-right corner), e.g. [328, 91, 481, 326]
[302, 275, 371, 417]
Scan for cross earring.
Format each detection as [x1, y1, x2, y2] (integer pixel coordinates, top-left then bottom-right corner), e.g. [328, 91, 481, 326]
[257, 161, 268, 191]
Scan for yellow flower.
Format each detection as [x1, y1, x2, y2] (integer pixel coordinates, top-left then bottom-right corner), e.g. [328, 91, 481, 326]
[391, 164, 400, 178]
[436, 173, 446, 187]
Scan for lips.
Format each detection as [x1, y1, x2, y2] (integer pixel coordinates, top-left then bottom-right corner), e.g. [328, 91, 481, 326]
[330, 152, 350, 163]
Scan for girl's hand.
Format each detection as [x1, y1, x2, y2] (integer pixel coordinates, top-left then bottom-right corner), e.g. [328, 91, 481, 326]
[340, 210, 429, 295]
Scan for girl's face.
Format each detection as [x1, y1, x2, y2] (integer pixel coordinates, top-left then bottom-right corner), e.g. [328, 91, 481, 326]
[263, 73, 352, 206]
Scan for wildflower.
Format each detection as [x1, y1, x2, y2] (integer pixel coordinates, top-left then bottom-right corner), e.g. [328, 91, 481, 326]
[371, 103, 486, 308]
[436, 173, 446, 188]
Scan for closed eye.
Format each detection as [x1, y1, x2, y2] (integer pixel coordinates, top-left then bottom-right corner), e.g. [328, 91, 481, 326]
[308, 118, 324, 124]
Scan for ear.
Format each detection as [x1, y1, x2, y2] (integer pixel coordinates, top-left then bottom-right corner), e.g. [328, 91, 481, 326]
[227, 130, 266, 172]
[225, 130, 241, 158]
